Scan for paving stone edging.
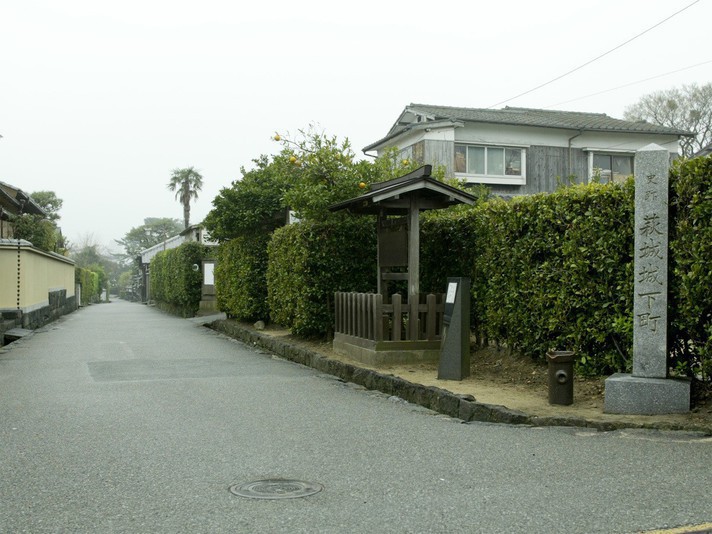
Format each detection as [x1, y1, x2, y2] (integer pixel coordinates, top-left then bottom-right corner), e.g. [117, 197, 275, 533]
[208, 319, 712, 435]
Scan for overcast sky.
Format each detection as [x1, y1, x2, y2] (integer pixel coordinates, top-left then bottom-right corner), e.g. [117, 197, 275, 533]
[1, 0, 710, 253]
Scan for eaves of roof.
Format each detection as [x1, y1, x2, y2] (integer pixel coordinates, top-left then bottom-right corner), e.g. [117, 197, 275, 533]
[0, 180, 46, 216]
[363, 104, 693, 154]
[362, 119, 463, 153]
[329, 165, 477, 215]
[407, 104, 692, 135]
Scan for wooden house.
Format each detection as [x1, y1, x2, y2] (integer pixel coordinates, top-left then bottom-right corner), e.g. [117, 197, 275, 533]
[0, 181, 46, 238]
[363, 104, 691, 196]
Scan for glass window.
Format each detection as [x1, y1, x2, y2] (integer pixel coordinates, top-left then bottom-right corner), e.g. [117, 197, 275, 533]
[487, 148, 504, 175]
[593, 154, 633, 183]
[455, 144, 525, 180]
[467, 146, 485, 174]
[505, 148, 522, 176]
[612, 156, 633, 182]
[593, 154, 612, 182]
[455, 145, 466, 173]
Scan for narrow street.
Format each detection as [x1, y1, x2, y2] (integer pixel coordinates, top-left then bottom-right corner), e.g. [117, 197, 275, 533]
[1, 300, 710, 533]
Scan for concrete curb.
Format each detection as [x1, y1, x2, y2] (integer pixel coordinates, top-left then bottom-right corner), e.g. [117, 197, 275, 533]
[208, 319, 712, 435]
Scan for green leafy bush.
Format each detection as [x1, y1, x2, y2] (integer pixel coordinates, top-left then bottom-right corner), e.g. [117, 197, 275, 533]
[13, 214, 59, 252]
[150, 242, 208, 317]
[669, 155, 712, 379]
[75, 267, 100, 305]
[215, 234, 271, 321]
[421, 181, 636, 375]
[422, 166, 712, 379]
[267, 217, 377, 337]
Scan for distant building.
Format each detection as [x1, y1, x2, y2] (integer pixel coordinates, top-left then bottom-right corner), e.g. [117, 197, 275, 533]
[0, 181, 46, 238]
[136, 224, 217, 302]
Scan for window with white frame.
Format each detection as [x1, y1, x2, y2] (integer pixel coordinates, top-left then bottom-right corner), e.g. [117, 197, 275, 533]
[454, 144, 526, 183]
[590, 153, 634, 183]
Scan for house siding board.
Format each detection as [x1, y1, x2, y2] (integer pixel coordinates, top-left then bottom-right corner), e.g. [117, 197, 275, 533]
[530, 145, 586, 191]
[424, 140, 453, 172]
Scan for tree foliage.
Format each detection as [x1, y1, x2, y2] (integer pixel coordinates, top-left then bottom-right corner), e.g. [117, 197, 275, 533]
[30, 191, 63, 222]
[12, 214, 59, 252]
[624, 82, 712, 158]
[10, 191, 65, 252]
[204, 127, 405, 242]
[203, 155, 290, 242]
[115, 217, 183, 260]
[167, 166, 204, 229]
[274, 126, 381, 221]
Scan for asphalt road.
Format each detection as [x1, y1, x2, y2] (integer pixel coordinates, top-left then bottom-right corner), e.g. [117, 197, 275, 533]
[1, 300, 711, 534]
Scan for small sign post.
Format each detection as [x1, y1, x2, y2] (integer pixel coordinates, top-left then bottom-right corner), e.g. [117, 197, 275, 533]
[438, 277, 471, 381]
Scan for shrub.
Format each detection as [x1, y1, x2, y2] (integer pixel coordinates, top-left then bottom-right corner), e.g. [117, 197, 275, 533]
[669, 155, 712, 379]
[75, 267, 100, 305]
[420, 181, 636, 375]
[267, 217, 377, 337]
[150, 242, 208, 317]
[215, 234, 271, 321]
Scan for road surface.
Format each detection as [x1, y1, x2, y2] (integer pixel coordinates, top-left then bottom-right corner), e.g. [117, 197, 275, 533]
[1, 300, 710, 533]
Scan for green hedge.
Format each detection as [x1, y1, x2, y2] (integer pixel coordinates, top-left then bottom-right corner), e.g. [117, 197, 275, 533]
[150, 242, 208, 317]
[210, 155, 710, 378]
[486, 183, 633, 374]
[420, 159, 712, 378]
[215, 234, 271, 321]
[267, 217, 377, 336]
[75, 267, 100, 305]
[426, 182, 635, 374]
[669, 155, 712, 378]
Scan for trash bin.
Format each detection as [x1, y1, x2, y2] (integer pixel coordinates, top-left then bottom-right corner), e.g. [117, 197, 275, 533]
[547, 350, 574, 405]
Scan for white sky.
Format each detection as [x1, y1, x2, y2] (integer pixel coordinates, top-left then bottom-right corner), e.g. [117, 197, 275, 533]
[1, 0, 710, 253]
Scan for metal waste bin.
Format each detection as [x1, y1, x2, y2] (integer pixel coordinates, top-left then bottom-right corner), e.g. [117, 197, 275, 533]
[547, 350, 574, 405]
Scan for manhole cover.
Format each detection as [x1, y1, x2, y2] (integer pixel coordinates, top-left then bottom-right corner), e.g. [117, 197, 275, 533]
[229, 479, 323, 500]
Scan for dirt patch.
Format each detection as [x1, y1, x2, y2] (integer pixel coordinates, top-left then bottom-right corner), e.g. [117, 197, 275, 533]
[256, 325, 712, 430]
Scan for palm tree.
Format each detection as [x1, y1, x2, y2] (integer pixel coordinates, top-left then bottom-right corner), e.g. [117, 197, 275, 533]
[167, 167, 204, 229]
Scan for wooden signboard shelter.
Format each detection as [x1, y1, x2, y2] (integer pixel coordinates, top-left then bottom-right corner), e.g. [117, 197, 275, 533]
[329, 165, 477, 365]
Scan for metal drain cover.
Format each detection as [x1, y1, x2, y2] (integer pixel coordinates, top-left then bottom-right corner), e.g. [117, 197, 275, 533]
[229, 479, 323, 500]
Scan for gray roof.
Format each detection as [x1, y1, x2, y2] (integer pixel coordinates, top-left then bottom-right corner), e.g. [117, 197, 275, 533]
[364, 103, 692, 152]
[329, 165, 477, 215]
[0, 180, 46, 217]
[693, 143, 712, 158]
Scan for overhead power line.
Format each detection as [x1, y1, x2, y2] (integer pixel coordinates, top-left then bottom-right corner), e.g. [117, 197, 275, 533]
[543, 58, 712, 109]
[486, 0, 701, 109]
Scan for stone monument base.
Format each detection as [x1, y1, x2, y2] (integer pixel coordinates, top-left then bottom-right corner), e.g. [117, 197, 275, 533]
[604, 373, 690, 415]
[333, 333, 440, 366]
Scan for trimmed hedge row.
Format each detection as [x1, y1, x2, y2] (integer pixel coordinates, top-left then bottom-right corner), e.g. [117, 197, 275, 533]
[420, 157, 712, 377]
[212, 156, 710, 377]
[150, 242, 208, 317]
[422, 182, 636, 375]
[75, 267, 100, 305]
[267, 217, 377, 336]
[669, 155, 712, 378]
[214, 234, 271, 322]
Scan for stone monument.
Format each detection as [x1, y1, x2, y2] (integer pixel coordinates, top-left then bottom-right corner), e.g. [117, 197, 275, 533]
[604, 144, 690, 414]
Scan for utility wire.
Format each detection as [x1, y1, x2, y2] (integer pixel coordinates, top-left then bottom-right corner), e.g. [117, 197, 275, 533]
[543, 58, 712, 109]
[486, 0, 701, 109]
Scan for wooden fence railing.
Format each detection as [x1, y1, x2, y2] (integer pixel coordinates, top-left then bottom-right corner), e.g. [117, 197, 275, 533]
[334, 292, 444, 343]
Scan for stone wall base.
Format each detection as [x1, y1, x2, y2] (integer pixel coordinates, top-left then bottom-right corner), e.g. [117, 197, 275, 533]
[21, 292, 77, 329]
[604, 373, 691, 415]
[333, 333, 440, 366]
